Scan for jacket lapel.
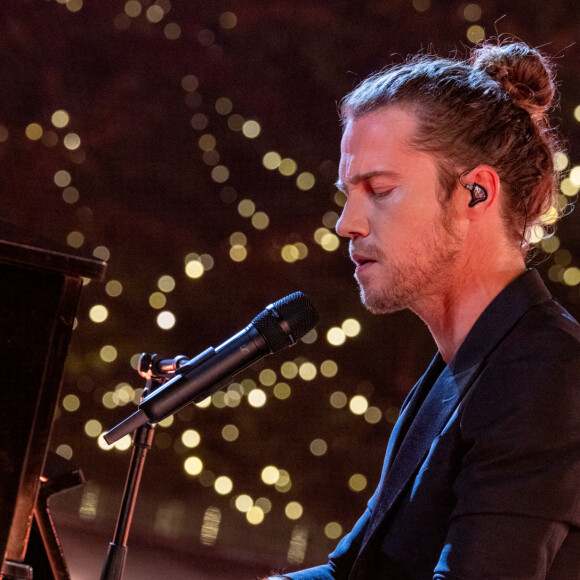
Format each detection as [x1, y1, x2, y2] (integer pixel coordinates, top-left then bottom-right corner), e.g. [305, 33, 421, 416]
[359, 361, 481, 555]
[376, 354, 446, 484]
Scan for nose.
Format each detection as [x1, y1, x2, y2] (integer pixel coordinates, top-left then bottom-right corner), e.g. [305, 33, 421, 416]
[335, 194, 369, 239]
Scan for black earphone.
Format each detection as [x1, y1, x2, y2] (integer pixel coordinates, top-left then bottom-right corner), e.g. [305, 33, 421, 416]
[459, 171, 488, 207]
[465, 183, 488, 207]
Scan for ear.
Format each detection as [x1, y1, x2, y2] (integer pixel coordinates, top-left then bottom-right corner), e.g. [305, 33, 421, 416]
[458, 165, 500, 219]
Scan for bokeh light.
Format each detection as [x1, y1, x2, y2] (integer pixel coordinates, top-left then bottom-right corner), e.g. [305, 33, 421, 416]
[99, 345, 118, 363]
[184, 456, 203, 476]
[320, 360, 338, 378]
[242, 120, 261, 138]
[238, 199, 256, 217]
[285, 502, 303, 520]
[296, 172, 315, 191]
[51, 110, 70, 128]
[185, 259, 205, 278]
[222, 424, 239, 441]
[63, 186, 79, 203]
[25, 123, 43, 140]
[263, 151, 281, 170]
[89, 305, 108, 323]
[182, 429, 201, 448]
[54, 170, 72, 187]
[235, 495, 253, 513]
[463, 3, 482, 21]
[324, 522, 343, 540]
[327, 327, 346, 346]
[309, 439, 328, 456]
[158, 275, 176, 292]
[67, 231, 84, 248]
[348, 474, 367, 492]
[246, 506, 265, 525]
[157, 311, 176, 329]
[349, 395, 368, 415]
[84, 420, 102, 438]
[214, 476, 233, 495]
[279, 158, 297, 176]
[63, 394, 80, 412]
[219, 11, 237, 29]
[149, 292, 167, 309]
[467, 25, 485, 43]
[261, 466, 280, 485]
[298, 362, 317, 381]
[329, 391, 348, 409]
[230, 245, 247, 262]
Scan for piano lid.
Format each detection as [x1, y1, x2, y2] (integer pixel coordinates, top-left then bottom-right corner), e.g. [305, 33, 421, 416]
[0, 220, 107, 281]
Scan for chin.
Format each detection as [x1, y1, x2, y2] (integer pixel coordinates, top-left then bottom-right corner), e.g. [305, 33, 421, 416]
[359, 286, 405, 315]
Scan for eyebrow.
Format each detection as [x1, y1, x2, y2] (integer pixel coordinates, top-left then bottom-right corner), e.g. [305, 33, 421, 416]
[335, 170, 401, 194]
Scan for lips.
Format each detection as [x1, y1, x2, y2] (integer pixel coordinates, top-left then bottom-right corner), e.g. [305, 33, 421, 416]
[351, 253, 374, 266]
[351, 253, 377, 275]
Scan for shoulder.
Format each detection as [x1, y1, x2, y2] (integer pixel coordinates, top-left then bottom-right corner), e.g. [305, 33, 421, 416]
[515, 296, 580, 342]
[462, 298, 580, 433]
[491, 296, 580, 372]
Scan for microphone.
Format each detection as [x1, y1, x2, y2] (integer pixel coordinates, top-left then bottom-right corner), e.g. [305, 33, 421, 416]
[104, 292, 319, 444]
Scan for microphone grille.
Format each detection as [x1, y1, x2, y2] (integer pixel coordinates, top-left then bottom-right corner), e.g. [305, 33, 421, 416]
[252, 292, 320, 354]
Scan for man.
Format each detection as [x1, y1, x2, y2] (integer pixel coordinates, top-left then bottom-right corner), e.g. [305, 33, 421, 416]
[267, 42, 580, 579]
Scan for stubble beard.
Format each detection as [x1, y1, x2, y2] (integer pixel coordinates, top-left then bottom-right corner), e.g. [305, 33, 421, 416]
[355, 205, 462, 315]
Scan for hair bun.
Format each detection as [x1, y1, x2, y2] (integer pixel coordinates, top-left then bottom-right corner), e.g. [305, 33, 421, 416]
[471, 42, 555, 123]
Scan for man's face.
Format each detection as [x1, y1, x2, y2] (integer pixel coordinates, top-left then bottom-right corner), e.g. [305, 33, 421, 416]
[336, 106, 462, 314]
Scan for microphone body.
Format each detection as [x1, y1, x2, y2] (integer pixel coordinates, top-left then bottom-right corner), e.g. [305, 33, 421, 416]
[139, 324, 268, 422]
[104, 292, 318, 445]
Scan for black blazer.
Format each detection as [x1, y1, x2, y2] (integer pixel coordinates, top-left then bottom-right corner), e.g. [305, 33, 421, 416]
[286, 270, 580, 579]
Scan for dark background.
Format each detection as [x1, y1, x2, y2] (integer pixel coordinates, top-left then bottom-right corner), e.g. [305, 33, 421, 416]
[1, 1, 579, 578]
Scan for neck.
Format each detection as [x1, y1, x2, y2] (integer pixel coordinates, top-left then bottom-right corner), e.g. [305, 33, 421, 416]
[414, 255, 526, 363]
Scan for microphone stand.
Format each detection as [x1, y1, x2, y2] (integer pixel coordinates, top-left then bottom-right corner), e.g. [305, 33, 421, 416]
[100, 354, 186, 580]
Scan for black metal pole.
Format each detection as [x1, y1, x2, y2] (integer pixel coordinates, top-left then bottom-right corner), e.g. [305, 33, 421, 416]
[100, 376, 159, 580]
[100, 421, 155, 580]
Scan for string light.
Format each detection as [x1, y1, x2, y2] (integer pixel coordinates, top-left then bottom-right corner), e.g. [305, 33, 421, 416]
[25, 123, 43, 140]
[348, 474, 367, 492]
[310, 439, 328, 456]
[261, 466, 280, 485]
[329, 391, 348, 409]
[184, 456, 203, 476]
[84, 420, 102, 438]
[463, 3, 482, 21]
[285, 501, 303, 520]
[54, 170, 72, 187]
[325, 522, 342, 539]
[467, 25, 485, 43]
[287, 525, 308, 564]
[62, 394, 80, 412]
[51, 110, 70, 128]
[56, 444, 73, 460]
[200, 507, 221, 546]
[246, 506, 265, 525]
[89, 305, 108, 323]
[99, 345, 117, 362]
[214, 475, 233, 495]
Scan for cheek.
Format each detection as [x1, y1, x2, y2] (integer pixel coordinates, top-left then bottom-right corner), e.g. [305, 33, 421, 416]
[372, 210, 429, 255]
[371, 202, 411, 237]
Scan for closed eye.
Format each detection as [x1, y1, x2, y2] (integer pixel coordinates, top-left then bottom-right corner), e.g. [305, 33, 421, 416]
[372, 188, 394, 198]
